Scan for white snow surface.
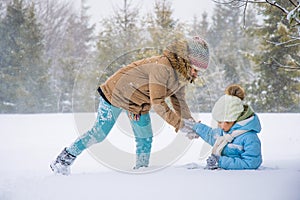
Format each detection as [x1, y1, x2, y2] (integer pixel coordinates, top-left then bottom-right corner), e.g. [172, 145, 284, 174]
[1, 113, 300, 200]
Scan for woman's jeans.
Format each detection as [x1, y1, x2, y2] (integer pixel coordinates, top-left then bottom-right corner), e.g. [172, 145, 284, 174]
[67, 96, 153, 160]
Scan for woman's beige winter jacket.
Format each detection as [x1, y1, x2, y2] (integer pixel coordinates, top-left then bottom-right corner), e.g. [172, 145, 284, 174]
[100, 55, 192, 131]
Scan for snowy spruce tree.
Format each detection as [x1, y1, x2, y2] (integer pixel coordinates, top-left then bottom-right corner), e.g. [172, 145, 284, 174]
[35, 0, 95, 112]
[186, 2, 258, 112]
[184, 12, 214, 112]
[55, 0, 95, 112]
[144, 0, 185, 49]
[246, 2, 300, 112]
[0, 0, 52, 113]
[96, 0, 143, 81]
[189, 12, 209, 39]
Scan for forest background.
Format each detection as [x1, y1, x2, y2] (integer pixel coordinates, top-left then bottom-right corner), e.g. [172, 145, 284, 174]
[0, 0, 299, 114]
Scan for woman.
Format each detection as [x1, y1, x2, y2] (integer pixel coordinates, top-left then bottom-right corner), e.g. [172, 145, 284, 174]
[50, 36, 210, 175]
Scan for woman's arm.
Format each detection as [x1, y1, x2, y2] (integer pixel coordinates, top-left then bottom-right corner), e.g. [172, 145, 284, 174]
[149, 67, 182, 131]
[170, 86, 193, 120]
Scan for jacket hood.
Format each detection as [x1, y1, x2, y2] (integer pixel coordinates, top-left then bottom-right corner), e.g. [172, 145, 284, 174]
[230, 114, 261, 134]
[237, 105, 254, 122]
[163, 50, 194, 83]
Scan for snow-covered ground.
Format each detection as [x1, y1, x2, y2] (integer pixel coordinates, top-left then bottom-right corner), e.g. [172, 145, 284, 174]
[1, 113, 300, 200]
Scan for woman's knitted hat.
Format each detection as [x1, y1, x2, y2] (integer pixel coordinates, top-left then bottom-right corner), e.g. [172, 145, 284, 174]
[212, 94, 244, 122]
[165, 36, 209, 70]
[187, 36, 210, 70]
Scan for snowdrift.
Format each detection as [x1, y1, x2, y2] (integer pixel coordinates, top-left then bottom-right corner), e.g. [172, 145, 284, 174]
[1, 113, 299, 200]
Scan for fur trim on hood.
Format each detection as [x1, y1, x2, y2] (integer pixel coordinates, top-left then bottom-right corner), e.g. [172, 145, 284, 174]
[163, 39, 194, 83]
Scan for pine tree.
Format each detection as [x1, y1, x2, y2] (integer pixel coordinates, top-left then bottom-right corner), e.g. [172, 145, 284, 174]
[96, 0, 143, 82]
[189, 12, 209, 38]
[247, 1, 300, 112]
[35, 0, 95, 112]
[0, 0, 50, 113]
[208, 2, 247, 85]
[35, 0, 76, 112]
[184, 12, 213, 112]
[21, 3, 52, 112]
[144, 0, 184, 49]
[68, 0, 97, 112]
[186, 2, 258, 112]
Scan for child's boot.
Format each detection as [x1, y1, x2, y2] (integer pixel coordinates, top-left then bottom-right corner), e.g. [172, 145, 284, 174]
[50, 148, 76, 175]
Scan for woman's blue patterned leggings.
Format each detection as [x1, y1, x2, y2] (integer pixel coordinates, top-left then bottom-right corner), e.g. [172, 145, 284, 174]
[67, 96, 153, 157]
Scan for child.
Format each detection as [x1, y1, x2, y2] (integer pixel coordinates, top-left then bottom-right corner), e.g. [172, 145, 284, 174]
[189, 84, 262, 170]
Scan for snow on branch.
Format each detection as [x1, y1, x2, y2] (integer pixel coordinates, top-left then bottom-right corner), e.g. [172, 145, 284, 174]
[270, 56, 300, 70]
[213, 0, 300, 36]
[266, 38, 300, 47]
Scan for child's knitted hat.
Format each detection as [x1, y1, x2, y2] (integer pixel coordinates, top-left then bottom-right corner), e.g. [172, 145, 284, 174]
[212, 94, 244, 122]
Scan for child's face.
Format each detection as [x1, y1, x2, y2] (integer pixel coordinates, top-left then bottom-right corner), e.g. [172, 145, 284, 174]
[218, 121, 235, 132]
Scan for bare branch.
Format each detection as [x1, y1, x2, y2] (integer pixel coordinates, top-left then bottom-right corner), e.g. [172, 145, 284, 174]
[285, 42, 300, 48]
[264, 0, 300, 25]
[266, 38, 299, 46]
[242, 0, 248, 28]
[288, 0, 298, 7]
[265, 0, 289, 13]
[212, 0, 236, 5]
[271, 57, 300, 70]
[213, 0, 300, 36]
[213, 0, 265, 4]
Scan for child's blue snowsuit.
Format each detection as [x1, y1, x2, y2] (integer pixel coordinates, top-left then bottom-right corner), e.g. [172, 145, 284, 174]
[67, 96, 153, 159]
[193, 114, 262, 170]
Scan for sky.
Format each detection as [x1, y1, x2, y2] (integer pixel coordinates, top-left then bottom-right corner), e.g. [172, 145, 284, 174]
[81, 0, 216, 27]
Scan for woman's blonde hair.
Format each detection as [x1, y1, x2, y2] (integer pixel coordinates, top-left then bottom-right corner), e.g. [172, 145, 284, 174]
[163, 38, 192, 82]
